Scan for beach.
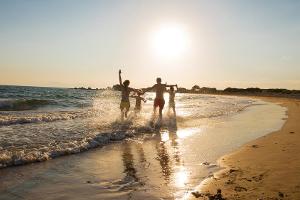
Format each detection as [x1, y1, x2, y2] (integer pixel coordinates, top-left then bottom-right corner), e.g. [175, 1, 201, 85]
[189, 97, 300, 200]
[0, 86, 293, 200]
[1, 0, 300, 199]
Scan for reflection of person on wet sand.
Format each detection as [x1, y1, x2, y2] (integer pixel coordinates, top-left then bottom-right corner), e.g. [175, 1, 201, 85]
[121, 143, 138, 182]
[134, 142, 149, 168]
[155, 129, 182, 183]
[155, 139, 172, 183]
[169, 130, 181, 165]
[144, 77, 177, 121]
[168, 85, 178, 117]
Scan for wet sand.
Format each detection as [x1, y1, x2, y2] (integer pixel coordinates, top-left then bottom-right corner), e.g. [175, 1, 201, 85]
[0, 99, 287, 200]
[189, 97, 300, 200]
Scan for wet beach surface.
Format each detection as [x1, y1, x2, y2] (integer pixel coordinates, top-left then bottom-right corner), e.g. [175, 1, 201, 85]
[0, 100, 286, 200]
[0, 87, 258, 168]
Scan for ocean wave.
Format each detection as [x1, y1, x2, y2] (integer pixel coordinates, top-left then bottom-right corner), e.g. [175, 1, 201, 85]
[0, 124, 156, 169]
[0, 99, 55, 111]
[0, 88, 258, 169]
[0, 111, 85, 126]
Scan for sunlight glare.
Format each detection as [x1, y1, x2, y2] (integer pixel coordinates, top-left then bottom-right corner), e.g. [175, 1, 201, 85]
[151, 24, 188, 59]
[174, 166, 188, 188]
[176, 128, 200, 139]
[161, 131, 170, 142]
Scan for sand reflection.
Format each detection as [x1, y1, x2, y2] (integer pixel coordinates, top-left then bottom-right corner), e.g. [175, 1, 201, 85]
[156, 133, 172, 183]
[121, 144, 138, 182]
[175, 166, 188, 188]
[176, 128, 200, 139]
[117, 125, 201, 197]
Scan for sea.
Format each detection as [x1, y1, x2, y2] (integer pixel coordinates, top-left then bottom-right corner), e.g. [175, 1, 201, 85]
[0, 85, 287, 199]
[0, 85, 259, 168]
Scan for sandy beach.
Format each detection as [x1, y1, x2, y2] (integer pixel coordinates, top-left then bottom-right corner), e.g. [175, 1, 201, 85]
[189, 97, 300, 200]
[1, 1, 300, 199]
[0, 94, 290, 200]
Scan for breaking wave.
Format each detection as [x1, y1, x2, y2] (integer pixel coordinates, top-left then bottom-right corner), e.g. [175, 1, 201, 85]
[0, 119, 159, 168]
[0, 111, 86, 126]
[0, 86, 257, 169]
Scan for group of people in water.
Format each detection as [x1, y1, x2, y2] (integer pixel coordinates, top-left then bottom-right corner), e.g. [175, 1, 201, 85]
[118, 69, 178, 121]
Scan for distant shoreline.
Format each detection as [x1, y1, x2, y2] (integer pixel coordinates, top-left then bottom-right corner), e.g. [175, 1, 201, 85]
[112, 84, 300, 99]
[1, 84, 299, 99]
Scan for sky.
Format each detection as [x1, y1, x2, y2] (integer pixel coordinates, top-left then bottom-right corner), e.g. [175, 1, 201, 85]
[0, 0, 299, 89]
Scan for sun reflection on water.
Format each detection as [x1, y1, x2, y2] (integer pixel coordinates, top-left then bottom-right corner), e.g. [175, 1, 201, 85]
[156, 127, 203, 199]
[160, 130, 170, 142]
[174, 166, 188, 188]
[176, 128, 201, 139]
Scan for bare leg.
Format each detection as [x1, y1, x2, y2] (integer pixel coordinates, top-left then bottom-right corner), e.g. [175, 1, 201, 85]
[120, 109, 124, 121]
[153, 106, 157, 118]
[149, 106, 156, 126]
[159, 108, 163, 120]
[172, 106, 176, 117]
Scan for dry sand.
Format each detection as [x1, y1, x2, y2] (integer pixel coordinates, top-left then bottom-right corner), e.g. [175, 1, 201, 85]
[190, 97, 300, 200]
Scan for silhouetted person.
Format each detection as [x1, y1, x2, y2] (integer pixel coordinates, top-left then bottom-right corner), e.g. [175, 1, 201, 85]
[130, 91, 146, 113]
[144, 78, 177, 121]
[118, 69, 138, 120]
[168, 85, 178, 116]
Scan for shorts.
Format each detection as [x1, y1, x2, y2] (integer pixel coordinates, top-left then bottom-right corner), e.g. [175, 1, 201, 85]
[154, 98, 165, 109]
[120, 101, 130, 110]
[134, 106, 141, 111]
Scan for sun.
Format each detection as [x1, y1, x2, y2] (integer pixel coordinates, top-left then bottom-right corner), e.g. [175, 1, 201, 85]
[151, 24, 188, 59]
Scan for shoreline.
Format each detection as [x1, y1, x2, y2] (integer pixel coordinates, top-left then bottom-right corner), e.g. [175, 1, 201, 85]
[0, 96, 288, 200]
[189, 97, 300, 200]
[0, 94, 273, 169]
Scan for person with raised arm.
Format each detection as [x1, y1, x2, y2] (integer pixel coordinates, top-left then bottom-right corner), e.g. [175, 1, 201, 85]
[144, 77, 177, 121]
[118, 69, 139, 120]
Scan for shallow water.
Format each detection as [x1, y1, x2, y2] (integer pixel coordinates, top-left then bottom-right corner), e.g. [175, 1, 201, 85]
[0, 92, 286, 199]
[0, 86, 255, 168]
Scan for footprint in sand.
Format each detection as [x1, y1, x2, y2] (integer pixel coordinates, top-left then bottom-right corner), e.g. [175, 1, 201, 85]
[289, 131, 295, 134]
[234, 186, 247, 192]
[252, 173, 266, 182]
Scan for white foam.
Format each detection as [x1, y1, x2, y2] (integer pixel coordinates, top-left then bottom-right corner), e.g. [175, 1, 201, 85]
[0, 93, 255, 168]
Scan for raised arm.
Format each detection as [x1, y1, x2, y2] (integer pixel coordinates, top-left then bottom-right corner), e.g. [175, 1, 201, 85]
[119, 69, 123, 86]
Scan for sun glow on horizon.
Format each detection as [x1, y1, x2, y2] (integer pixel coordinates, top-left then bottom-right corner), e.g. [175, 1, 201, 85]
[150, 24, 189, 59]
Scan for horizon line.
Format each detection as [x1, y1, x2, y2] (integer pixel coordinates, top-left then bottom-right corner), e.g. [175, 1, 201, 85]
[1, 84, 299, 91]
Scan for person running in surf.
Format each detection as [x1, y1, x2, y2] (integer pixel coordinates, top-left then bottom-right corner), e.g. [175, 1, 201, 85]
[130, 91, 147, 113]
[168, 85, 178, 116]
[118, 69, 139, 120]
[144, 77, 177, 120]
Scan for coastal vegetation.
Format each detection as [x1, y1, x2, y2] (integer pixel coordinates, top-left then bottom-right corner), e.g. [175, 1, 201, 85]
[112, 84, 300, 98]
